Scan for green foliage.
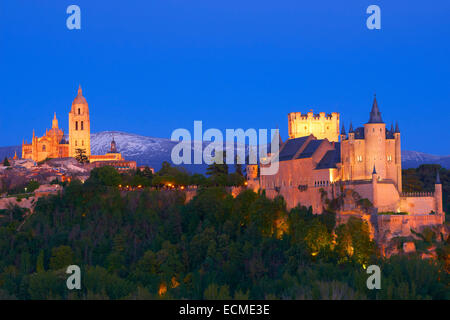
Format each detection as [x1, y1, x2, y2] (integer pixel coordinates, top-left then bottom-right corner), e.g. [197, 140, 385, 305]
[49, 246, 74, 270]
[86, 166, 122, 187]
[3, 157, 10, 166]
[0, 177, 447, 300]
[335, 217, 375, 265]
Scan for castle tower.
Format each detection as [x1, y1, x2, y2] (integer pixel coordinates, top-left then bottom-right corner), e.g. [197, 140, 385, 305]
[364, 95, 386, 179]
[288, 110, 340, 142]
[69, 85, 91, 158]
[435, 171, 443, 215]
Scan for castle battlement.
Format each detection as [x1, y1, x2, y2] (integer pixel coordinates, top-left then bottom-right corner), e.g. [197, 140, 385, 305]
[288, 110, 340, 142]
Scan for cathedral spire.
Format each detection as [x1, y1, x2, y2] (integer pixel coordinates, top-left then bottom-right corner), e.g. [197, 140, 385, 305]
[349, 121, 354, 133]
[52, 112, 58, 129]
[372, 164, 377, 174]
[395, 121, 400, 133]
[341, 123, 346, 135]
[78, 84, 82, 96]
[368, 94, 383, 123]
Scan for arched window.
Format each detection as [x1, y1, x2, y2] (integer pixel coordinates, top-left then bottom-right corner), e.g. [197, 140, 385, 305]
[75, 121, 78, 130]
[81, 121, 84, 130]
[78, 108, 81, 115]
[42, 145, 46, 151]
[82, 140, 84, 146]
[75, 140, 77, 146]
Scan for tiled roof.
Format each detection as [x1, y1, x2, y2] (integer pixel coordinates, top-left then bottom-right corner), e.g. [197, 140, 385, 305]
[315, 144, 341, 169]
[278, 136, 309, 161]
[296, 140, 322, 159]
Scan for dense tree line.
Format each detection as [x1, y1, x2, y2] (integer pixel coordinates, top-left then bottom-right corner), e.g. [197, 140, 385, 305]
[0, 165, 448, 300]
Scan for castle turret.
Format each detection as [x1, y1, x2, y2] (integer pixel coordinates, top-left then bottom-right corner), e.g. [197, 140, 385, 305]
[372, 165, 378, 208]
[364, 95, 386, 180]
[435, 171, 443, 215]
[394, 121, 402, 192]
[340, 123, 346, 141]
[69, 85, 91, 158]
[348, 121, 355, 140]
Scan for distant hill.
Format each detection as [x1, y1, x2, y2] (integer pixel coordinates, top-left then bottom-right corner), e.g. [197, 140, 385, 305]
[1, 131, 448, 172]
[401, 150, 450, 169]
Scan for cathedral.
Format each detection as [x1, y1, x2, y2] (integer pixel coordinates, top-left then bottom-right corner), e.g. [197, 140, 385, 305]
[248, 96, 444, 225]
[22, 86, 125, 164]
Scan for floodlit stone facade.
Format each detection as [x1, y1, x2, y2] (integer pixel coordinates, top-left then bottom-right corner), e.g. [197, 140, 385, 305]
[288, 110, 339, 142]
[22, 86, 126, 164]
[250, 96, 445, 232]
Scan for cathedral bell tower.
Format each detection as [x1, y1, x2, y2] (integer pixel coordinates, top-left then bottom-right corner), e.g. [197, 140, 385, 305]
[69, 85, 91, 158]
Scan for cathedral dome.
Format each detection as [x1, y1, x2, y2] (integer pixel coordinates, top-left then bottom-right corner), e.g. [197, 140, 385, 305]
[72, 85, 88, 105]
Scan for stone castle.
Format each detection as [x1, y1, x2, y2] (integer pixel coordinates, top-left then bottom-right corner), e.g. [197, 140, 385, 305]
[21, 86, 135, 170]
[247, 96, 444, 242]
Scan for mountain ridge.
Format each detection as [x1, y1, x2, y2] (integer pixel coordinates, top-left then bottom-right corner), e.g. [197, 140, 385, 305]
[1, 131, 449, 171]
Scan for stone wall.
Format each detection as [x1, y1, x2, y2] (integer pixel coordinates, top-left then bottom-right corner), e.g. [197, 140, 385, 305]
[400, 196, 437, 215]
[377, 213, 444, 239]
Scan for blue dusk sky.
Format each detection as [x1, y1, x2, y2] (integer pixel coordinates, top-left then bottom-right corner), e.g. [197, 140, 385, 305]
[0, 0, 449, 154]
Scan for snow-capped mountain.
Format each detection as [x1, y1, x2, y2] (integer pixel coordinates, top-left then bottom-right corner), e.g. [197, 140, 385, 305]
[401, 150, 450, 169]
[91, 131, 251, 173]
[1, 131, 448, 171]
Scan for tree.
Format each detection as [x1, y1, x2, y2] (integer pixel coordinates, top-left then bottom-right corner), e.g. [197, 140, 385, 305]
[74, 148, 89, 164]
[86, 166, 122, 187]
[36, 250, 45, 273]
[203, 283, 231, 300]
[3, 157, 10, 166]
[49, 246, 74, 270]
[206, 152, 229, 177]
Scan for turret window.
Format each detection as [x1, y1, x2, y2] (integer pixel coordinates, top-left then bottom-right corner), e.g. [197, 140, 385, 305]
[75, 121, 78, 130]
[81, 121, 84, 130]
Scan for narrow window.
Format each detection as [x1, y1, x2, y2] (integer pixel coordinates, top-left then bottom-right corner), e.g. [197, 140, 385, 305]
[81, 121, 84, 130]
[75, 140, 77, 146]
[75, 121, 78, 130]
[78, 108, 80, 115]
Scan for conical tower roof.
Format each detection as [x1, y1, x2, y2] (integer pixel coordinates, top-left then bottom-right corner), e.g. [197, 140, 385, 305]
[368, 94, 383, 123]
